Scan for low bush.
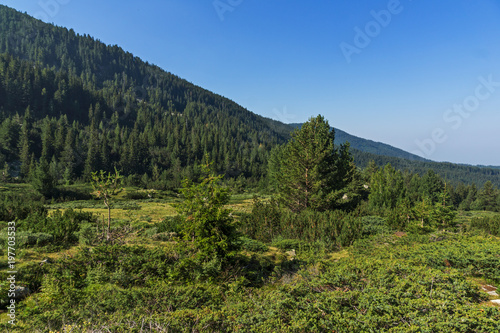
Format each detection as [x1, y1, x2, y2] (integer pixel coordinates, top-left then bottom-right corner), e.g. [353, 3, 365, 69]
[0, 231, 53, 248]
[470, 215, 500, 236]
[0, 193, 46, 222]
[156, 215, 183, 234]
[19, 209, 97, 246]
[240, 198, 363, 249]
[360, 216, 390, 237]
[240, 237, 268, 253]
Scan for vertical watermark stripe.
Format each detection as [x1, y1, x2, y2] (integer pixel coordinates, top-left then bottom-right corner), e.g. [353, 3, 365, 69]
[6, 221, 17, 325]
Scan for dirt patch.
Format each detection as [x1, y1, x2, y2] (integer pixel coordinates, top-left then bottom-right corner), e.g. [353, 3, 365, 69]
[481, 284, 499, 297]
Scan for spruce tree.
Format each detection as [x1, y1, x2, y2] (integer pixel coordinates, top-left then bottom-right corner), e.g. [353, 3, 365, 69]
[19, 107, 32, 178]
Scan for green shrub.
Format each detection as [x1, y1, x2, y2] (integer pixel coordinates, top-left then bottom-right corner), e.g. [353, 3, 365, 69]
[241, 198, 362, 248]
[144, 227, 158, 238]
[151, 232, 178, 242]
[77, 223, 97, 246]
[125, 190, 150, 200]
[240, 237, 268, 253]
[19, 209, 97, 246]
[271, 237, 305, 251]
[156, 215, 181, 233]
[360, 216, 390, 237]
[470, 215, 500, 236]
[0, 231, 53, 248]
[0, 193, 46, 221]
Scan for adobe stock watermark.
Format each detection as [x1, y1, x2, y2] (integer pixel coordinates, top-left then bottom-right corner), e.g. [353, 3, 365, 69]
[213, 0, 243, 21]
[34, 0, 70, 22]
[412, 75, 500, 158]
[340, 0, 404, 64]
[273, 106, 296, 124]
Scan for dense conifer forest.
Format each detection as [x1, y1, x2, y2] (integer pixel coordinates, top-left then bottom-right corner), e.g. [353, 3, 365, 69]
[0, 5, 499, 332]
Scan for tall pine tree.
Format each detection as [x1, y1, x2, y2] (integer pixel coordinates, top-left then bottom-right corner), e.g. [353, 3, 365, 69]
[270, 115, 361, 212]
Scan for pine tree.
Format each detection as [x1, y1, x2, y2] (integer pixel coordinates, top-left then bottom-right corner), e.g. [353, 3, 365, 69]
[176, 162, 239, 259]
[472, 181, 499, 212]
[271, 115, 361, 212]
[19, 107, 32, 178]
[31, 159, 56, 197]
[368, 164, 406, 210]
[61, 129, 76, 184]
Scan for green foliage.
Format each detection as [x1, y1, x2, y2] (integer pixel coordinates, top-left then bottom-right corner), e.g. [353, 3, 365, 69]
[14, 235, 500, 332]
[470, 215, 500, 236]
[352, 149, 500, 189]
[156, 215, 183, 234]
[77, 223, 97, 246]
[30, 158, 57, 197]
[368, 163, 406, 210]
[239, 196, 282, 243]
[241, 197, 363, 249]
[91, 168, 123, 240]
[240, 237, 268, 253]
[472, 180, 499, 212]
[176, 164, 240, 259]
[270, 115, 363, 212]
[0, 193, 46, 221]
[0, 231, 53, 248]
[18, 208, 97, 246]
[360, 216, 391, 237]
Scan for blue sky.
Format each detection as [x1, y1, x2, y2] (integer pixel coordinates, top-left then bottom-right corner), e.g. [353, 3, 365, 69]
[1, 0, 500, 165]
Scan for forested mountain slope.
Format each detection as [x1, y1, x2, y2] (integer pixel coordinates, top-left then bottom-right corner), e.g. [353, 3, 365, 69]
[0, 4, 499, 189]
[0, 5, 292, 186]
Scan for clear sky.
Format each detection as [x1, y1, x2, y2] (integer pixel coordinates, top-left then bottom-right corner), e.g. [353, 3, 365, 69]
[1, 0, 500, 165]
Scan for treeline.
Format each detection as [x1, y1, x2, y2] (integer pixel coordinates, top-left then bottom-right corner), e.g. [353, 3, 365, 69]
[1, 4, 500, 192]
[0, 53, 281, 188]
[352, 149, 500, 188]
[365, 162, 500, 214]
[0, 5, 291, 138]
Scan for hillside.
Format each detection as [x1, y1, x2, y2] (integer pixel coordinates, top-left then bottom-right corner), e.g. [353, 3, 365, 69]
[1, 4, 500, 189]
[0, 4, 294, 187]
[289, 123, 500, 187]
[289, 123, 428, 162]
[1, 5, 500, 332]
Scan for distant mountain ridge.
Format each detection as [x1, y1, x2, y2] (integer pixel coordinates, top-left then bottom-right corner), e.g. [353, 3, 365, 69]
[289, 123, 429, 162]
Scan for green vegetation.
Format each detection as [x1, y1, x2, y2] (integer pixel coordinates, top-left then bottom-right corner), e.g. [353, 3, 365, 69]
[0, 5, 499, 332]
[270, 115, 364, 212]
[90, 168, 123, 241]
[175, 163, 240, 260]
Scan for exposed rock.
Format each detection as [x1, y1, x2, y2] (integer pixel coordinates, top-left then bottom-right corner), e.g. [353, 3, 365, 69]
[482, 285, 499, 297]
[40, 258, 52, 265]
[491, 299, 500, 305]
[152, 232, 178, 241]
[286, 249, 296, 258]
[14, 286, 30, 300]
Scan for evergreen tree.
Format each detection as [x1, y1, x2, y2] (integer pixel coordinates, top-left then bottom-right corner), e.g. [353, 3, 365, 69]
[421, 170, 444, 204]
[176, 162, 239, 259]
[369, 164, 406, 210]
[19, 107, 32, 178]
[61, 129, 76, 184]
[31, 158, 56, 197]
[271, 115, 361, 212]
[472, 181, 499, 212]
